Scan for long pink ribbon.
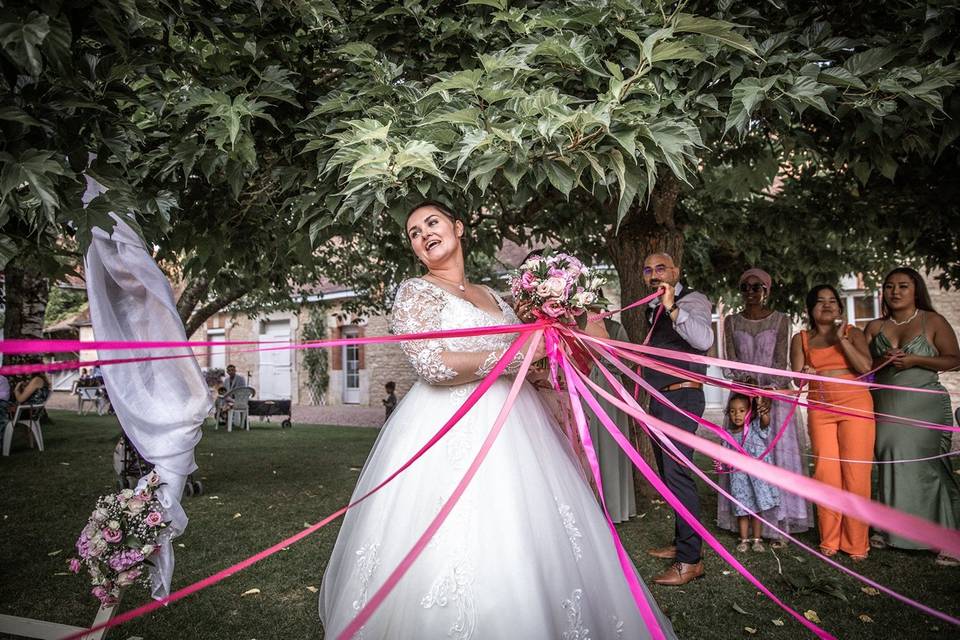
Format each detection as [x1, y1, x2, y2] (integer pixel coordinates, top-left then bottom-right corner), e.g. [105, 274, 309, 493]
[62, 329, 536, 640]
[572, 363, 960, 559]
[558, 351, 667, 640]
[582, 334, 960, 433]
[573, 357, 960, 627]
[336, 330, 542, 639]
[567, 370, 835, 639]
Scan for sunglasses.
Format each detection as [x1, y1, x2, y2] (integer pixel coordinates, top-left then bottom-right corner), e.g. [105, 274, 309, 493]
[739, 283, 766, 293]
[642, 265, 671, 277]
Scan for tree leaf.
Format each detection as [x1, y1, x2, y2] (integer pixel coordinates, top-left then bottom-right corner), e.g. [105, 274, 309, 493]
[0, 11, 51, 76]
[543, 160, 576, 197]
[673, 13, 756, 56]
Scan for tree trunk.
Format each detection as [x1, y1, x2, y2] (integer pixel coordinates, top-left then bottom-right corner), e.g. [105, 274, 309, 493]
[3, 260, 50, 341]
[176, 276, 211, 326]
[605, 173, 684, 499]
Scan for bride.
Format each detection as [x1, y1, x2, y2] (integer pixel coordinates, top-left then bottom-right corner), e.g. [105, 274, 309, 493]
[319, 202, 676, 639]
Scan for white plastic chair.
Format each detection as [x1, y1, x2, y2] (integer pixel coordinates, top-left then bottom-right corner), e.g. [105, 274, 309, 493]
[223, 387, 254, 432]
[77, 387, 99, 415]
[3, 403, 46, 456]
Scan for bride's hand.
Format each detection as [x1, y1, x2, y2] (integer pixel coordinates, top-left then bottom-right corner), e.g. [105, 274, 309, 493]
[515, 300, 536, 323]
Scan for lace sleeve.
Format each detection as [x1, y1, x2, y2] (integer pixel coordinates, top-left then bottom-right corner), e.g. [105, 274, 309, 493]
[390, 279, 524, 385]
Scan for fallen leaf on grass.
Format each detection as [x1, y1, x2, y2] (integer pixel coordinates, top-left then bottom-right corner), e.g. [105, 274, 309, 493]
[744, 627, 757, 635]
[59, 462, 70, 466]
[209, 496, 220, 500]
[53, 572, 71, 576]
[858, 614, 874, 623]
[772, 619, 784, 626]
[232, 513, 242, 519]
[304, 522, 312, 528]
[47, 549, 62, 556]
[306, 586, 318, 593]
[241, 588, 260, 597]
[861, 587, 879, 596]
[177, 543, 185, 548]
[804, 610, 821, 623]
[638, 513, 646, 519]
[349, 467, 361, 472]
[722, 571, 732, 576]
[731, 603, 753, 616]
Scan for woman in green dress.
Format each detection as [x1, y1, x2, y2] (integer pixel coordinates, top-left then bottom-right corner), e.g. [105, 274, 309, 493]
[864, 267, 960, 565]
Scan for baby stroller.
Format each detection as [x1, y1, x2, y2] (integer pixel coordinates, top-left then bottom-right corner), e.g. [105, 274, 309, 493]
[113, 432, 204, 497]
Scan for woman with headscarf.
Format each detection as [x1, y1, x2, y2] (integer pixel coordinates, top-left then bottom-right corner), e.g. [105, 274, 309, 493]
[718, 268, 813, 546]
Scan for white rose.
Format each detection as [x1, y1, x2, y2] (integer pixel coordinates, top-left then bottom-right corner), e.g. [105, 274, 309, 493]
[544, 276, 567, 298]
[125, 499, 146, 515]
[573, 291, 597, 307]
[120, 489, 135, 499]
[103, 495, 115, 504]
[141, 545, 155, 556]
[92, 508, 109, 523]
[107, 520, 121, 530]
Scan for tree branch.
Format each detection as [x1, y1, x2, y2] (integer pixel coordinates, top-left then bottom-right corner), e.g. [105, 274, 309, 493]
[183, 286, 249, 337]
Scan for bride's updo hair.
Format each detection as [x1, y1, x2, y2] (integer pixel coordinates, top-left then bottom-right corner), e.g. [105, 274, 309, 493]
[405, 200, 469, 251]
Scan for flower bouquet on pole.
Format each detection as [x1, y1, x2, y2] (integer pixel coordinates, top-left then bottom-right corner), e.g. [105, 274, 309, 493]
[69, 470, 168, 606]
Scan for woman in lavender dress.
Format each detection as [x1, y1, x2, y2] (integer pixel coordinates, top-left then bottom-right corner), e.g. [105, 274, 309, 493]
[718, 268, 813, 545]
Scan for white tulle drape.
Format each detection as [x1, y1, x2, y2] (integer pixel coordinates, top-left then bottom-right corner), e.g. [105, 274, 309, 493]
[83, 174, 211, 598]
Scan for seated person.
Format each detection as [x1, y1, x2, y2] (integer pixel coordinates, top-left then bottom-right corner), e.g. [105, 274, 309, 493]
[0, 374, 11, 418]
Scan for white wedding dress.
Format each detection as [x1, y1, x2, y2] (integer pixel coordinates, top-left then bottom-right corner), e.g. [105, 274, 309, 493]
[319, 278, 675, 639]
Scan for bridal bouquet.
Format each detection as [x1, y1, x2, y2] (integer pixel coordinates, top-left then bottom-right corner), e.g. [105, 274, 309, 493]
[510, 252, 608, 327]
[69, 471, 167, 605]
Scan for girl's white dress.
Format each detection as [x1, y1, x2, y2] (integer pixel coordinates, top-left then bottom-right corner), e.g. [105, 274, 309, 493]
[319, 278, 675, 639]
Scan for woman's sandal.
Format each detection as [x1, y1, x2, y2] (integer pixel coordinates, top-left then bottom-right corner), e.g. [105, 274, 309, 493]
[849, 553, 869, 563]
[869, 533, 887, 550]
[736, 538, 750, 553]
[820, 548, 838, 557]
[770, 539, 788, 550]
[751, 538, 766, 553]
[935, 553, 960, 567]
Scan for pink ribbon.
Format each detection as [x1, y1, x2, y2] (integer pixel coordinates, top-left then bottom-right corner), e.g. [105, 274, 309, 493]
[337, 331, 542, 639]
[558, 350, 667, 640]
[573, 353, 960, 627]
[573, 362, 960, 560]
[567, 369, 835, 639]
[62, 329, 537, 640]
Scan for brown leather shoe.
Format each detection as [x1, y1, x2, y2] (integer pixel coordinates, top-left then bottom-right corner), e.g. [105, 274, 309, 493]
[653, 561, 705, 586]
[647, 545, 677, 559]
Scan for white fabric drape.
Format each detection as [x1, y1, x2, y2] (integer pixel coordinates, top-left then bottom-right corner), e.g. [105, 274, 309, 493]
[83, 174, 211, 598]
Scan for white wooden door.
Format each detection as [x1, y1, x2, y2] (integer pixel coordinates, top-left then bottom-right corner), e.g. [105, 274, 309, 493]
[341, 327, 361, 404]
[259, 320, 291, 400]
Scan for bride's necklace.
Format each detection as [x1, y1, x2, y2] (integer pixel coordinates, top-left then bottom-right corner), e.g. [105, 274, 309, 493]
[890, 308, 919, 326]
[428, 271, 467, 292]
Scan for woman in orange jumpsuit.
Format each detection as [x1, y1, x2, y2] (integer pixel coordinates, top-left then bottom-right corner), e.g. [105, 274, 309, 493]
[791, 285, 875, 560]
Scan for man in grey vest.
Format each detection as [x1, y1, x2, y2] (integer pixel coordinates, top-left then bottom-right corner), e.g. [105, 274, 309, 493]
[641, 253, 714, 586]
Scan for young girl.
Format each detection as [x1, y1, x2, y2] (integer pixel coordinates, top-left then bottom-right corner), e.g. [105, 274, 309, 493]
[721, 392, 781, 552]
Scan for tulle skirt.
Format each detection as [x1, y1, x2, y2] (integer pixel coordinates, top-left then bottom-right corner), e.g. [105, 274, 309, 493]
[319, 377, 675, 639]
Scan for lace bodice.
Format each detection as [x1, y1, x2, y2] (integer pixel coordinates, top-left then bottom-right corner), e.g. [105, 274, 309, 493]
[390, 278, 524, 385]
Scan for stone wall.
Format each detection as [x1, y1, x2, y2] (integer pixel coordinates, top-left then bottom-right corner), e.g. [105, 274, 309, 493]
[927, 272, 960, 399]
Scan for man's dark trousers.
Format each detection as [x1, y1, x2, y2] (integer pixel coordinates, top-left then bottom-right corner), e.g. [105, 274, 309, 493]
[649, 387, 705, 564]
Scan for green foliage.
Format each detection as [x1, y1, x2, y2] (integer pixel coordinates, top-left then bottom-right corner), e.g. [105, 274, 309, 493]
[2, 0, 957, 324]
[300, 306, 329, 405]
[42, 285, 86, 327]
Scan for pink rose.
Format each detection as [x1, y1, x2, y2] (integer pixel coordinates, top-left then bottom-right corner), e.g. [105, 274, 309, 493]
[92, 585, 118, 606]
[519, 271, 537, 290]
[145, 511, 164, 527]
[541, 299, 566, 318]
[69, 558, 81, 574]
[102, 528, 123, 544]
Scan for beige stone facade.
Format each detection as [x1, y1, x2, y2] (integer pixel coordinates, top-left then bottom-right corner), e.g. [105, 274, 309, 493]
[190, 300, 418, 407]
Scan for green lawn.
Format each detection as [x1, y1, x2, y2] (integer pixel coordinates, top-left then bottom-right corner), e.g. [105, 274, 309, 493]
[0, 411, 956, 639]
